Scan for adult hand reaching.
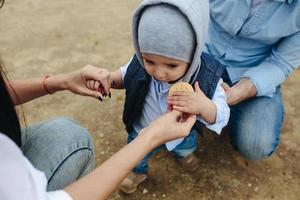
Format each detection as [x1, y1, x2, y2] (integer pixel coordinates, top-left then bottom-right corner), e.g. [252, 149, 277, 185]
[221, 78, 257, 106]
[64, 110, 196, 200]
[62, 64, 111, 99]
[6, 64, 112, 105]
[141, 110, 197, 147]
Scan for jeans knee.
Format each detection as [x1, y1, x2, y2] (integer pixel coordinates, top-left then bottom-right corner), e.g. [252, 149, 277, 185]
[234, 137, 278, 160]
[43, 117, 94, 149]
[47, 148, 95, 191]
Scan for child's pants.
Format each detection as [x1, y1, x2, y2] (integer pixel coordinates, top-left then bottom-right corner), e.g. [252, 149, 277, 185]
[127, 129, 198, 174]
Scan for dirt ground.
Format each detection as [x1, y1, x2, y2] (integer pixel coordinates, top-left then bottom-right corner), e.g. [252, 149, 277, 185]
[1, 0, 300, 199]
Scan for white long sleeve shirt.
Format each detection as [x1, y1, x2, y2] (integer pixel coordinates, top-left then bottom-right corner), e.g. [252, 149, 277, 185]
[0, 134, 73, 200]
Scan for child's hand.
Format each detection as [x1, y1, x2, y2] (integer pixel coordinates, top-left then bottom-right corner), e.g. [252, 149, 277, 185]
[167, 81, 209, 115]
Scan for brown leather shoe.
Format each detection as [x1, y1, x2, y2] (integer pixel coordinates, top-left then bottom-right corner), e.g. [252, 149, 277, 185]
[119, 172, 148, 194]
[178, 153, 199, 172]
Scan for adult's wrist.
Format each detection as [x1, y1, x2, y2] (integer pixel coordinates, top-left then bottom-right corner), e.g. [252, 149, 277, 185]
[46, 74, 68, 93]
[239, 78, 257, 99]
[138, 127, 161, 150]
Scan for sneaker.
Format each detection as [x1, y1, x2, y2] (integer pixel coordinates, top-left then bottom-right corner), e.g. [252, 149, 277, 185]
[178, 153, 199, 172]
[119, 171, 148, 194]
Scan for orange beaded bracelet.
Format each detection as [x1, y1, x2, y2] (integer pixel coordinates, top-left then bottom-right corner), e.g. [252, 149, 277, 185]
[43, 75, 54, 95]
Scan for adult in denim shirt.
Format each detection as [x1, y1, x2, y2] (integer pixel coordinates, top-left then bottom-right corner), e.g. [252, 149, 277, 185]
[205, 0, 300, 160]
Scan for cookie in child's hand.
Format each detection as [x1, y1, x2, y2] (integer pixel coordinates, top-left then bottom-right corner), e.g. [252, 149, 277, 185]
[168, 82, 194, 96]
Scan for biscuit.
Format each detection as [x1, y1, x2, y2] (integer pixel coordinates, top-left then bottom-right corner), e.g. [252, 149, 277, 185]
[169, 82, 194, 96]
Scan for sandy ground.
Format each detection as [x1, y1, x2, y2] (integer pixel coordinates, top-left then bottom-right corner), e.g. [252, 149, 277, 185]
[1, 1, 300, 199]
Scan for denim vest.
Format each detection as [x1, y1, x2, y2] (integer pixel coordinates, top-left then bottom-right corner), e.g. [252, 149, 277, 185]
[123, 52, 226, 134]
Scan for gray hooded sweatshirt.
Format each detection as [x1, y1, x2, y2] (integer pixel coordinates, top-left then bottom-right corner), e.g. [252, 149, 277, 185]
[131, 0, 210, 83]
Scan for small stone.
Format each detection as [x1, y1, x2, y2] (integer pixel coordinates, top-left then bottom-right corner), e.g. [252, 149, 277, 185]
[105, 141, 110, 145]
[279, 152, 284, 156]
[162, 194, 166, 198]
[254, 187, 259, 192]
[142, 188, 148, 194]
[231, 179, 240, 188]
[248, 183, 252, 187]
[99, 133, 104, 138]
[152, 193, 157, 197]
[100, 151, 105, 155]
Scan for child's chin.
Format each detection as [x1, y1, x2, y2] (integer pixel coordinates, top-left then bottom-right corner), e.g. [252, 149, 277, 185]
[168, 79, 179, 84]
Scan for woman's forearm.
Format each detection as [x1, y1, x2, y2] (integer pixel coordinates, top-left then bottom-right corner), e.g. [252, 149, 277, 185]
[64, 131, 156, 200]
[64, 110, 196, 200]
[7, 74, 67, 105]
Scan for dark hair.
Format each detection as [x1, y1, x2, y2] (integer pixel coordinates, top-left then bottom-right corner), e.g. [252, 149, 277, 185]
[0, 0, 22, 146]
[0, 59, 22, 146]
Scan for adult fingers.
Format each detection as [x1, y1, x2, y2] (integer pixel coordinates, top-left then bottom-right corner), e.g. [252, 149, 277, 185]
[79, 87, 101, 99]
[83, 65, 111, 95]
[221, 82, 230, 92]
[183, 114, 196, 128]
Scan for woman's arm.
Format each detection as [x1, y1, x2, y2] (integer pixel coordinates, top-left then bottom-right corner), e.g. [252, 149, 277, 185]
[6, 75, 67, 105]
[64, 110, 196, 200]
[6, 65, 112, 105]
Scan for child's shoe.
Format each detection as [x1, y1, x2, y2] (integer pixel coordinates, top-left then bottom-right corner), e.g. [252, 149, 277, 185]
[178, 153, 199, 172]
[119, 171, 148, 194]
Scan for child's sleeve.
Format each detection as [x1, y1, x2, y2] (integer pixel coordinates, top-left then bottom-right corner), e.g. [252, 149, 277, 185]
[198, 78, 230, 134]
[120, 57, 133, 83]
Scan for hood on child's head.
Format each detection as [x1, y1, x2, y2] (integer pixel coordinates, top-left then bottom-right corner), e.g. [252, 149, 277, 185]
[132, 0, 209, 83]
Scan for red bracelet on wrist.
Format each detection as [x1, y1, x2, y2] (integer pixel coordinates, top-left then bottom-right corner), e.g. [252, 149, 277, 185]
[43, 75, 54, 95]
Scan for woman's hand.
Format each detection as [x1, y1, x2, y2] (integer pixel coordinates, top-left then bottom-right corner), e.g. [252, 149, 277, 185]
[222, 78, 257, 106]
[140, 110, 196, 147]
[7, 65, 113, 105]
[62, 65, 112, 99]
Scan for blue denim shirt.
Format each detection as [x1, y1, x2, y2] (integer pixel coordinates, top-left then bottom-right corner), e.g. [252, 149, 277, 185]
[205, 0, 300, 97]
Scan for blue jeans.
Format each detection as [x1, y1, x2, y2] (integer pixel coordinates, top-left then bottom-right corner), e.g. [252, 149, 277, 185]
[223, 71, 284, 160]
[21, 117, 95, 191]
[128, 129, 198, 174]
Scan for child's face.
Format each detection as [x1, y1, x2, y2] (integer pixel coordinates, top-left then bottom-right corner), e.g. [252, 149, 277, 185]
[142, 53, 189, 83]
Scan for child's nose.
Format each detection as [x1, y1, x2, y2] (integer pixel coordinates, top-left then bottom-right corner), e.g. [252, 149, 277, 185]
[154, 68, 166, 79]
